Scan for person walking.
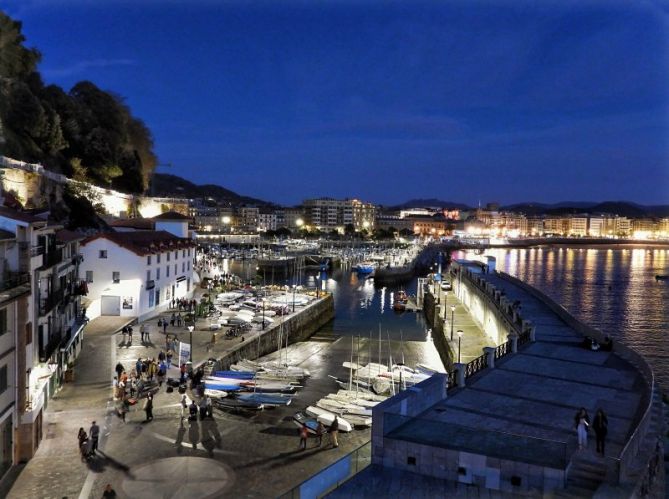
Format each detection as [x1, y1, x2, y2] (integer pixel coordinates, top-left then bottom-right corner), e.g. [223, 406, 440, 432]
[140, 324, 146, 343]
[199, 396, 208, 420]
[102, 483, 117, 498]
[574, 408, 590, 450]
[593, 409, 608, 456]
[180, 394, 189, 420]
[329, 415, 339, 448]
[144, 394, 154, 421]
[316, 421, 325, 447]
[298, 425, 309, 450]
[78, 427, 88, 459]
[166, 350, 173, 369]
[115, 362, 124, 379]
[121, 326, 127, 343]
[89, 421, 100, 453]
[163, 320, 168, 334]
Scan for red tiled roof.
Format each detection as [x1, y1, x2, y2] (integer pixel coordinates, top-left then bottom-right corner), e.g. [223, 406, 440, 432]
[0, 206, 46, 224]
[153, 211, 191, 221]
[56, 229, 85, 243]
[109, 218, 155, 230]
[81, 230, 196, 257]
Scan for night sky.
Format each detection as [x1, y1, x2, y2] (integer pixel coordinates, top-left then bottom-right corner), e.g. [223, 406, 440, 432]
[4, 0, 669, 206]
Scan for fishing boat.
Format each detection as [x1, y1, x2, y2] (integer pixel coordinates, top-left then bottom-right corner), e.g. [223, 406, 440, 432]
[305, 406, 353, 432]
[353, 262, 375, 275]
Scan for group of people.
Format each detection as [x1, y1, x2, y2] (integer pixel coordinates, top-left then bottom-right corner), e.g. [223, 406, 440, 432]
[77, 421, 100, 460]
[582, 336, 613, 352]
[298, 416, 339, 450]
[180, 393, 213, 421]
[171, 297, 198, 313]
[574, 408, 608, 455]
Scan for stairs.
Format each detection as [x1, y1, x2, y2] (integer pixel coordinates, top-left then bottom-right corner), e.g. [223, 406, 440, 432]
[550, 454, 607, 498]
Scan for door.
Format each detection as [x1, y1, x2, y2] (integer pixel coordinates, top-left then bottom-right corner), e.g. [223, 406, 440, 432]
[101, 295, 121, 316]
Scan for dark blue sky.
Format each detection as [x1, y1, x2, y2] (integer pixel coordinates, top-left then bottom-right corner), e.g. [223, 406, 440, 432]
[4, 0, 669, 206]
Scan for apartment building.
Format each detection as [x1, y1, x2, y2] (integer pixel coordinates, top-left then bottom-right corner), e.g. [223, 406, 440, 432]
[303, 198, 377, 232]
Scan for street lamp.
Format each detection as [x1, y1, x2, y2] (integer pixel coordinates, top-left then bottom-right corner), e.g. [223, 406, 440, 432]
[187, 324, 194, 363]
[457, 330, 463, 363]
[316, 274, 320, 298]
[292, 284, 296, 313]
[450, 305, 456, 341]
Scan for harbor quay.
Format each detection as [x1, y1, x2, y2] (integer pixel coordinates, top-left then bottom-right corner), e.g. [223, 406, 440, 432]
[327, 259, 665, 498]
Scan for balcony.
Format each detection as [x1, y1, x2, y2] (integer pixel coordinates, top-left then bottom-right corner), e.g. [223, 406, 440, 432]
[41, 248, 63, 269]
[19, 242, 45, 257]
[40, 288, 64, 316]
[0, 271, 30, 292]
[40, 330, 63, 362]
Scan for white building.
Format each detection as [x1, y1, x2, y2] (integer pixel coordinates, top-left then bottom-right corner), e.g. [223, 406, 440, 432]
[80, 231, 196, 321]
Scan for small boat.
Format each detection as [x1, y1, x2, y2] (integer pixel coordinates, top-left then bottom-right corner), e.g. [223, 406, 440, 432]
[212, 398, 263, 411]
[305, 406, 353, 432]
[213, 370, 256, 380]
[204, 381, 243, 392]
[235, 392, 293, 406]
[655, 275, 668, 281]
[353, 262, 375, 275]
[292, 412, 322, 434]
[204, 388, 228, 399]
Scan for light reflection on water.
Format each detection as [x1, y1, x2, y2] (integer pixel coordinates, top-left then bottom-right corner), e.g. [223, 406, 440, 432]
[463, 247, 669, 392]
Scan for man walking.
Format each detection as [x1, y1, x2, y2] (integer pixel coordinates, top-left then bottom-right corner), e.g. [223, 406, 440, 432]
[140, 323, 145, 343]
[144, 394, 154, 421]
[89, 421, 100, 453]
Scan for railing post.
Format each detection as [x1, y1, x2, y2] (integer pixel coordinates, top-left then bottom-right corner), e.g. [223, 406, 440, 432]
[530, 325, 536, 342]
[483, 347, 496, 369]
[454, 363, 466, 387]
[508, 332, 519, 353]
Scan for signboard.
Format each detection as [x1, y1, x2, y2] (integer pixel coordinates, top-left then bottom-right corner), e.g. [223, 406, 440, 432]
[178, 341, 191, 366]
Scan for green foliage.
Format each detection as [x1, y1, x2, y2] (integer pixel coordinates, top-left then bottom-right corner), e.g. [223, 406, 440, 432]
[0, 12, 156, 194]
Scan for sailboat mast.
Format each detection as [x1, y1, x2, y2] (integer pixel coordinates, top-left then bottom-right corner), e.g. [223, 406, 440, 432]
[348, 336, 353, 391]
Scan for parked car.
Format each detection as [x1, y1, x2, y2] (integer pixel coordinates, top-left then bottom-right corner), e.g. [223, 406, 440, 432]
[441, 281, 452, 291]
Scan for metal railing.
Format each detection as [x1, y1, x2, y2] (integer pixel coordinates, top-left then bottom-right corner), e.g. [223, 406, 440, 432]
[40, 288, 64, 316]
[446, 370, 457, 389]
[494, 341, 509, 359]
[0, 271, 30, 292]
[518, 330, 531, 346]
[278, 441, 371, 499]
[465, 353, 488, 378]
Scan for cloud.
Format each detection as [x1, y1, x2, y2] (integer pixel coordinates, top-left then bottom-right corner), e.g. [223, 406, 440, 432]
[41, 58, 137, 78]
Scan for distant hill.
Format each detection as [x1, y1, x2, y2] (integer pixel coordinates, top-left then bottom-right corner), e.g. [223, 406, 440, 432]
[150, 173, 274, 207]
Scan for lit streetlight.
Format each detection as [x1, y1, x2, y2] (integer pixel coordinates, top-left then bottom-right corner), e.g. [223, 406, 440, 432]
[457, 330, 464, 363]
[187, 324, 194, 363]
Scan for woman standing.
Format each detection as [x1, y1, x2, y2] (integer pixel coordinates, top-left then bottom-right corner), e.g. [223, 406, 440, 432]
[574, 408, 590, 450]
[593, 409, 608, 456]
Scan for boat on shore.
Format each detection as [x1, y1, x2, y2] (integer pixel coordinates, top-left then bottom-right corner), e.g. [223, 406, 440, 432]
[212, 397, 264, 411]
[305, 406, 353, 431]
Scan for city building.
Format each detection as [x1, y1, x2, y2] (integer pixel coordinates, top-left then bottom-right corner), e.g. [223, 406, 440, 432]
[257, 211, 277, 232]
[79, 231, 196, 321]
[303, 198, 376, 233]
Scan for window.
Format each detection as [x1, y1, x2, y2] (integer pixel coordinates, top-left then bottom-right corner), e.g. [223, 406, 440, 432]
[86, 271, 94, 283]
[167, 252, 170, 262]
[148, 289, 155, 308]
[0, 308, 6, 336]
[174, 251, 178, 259]
[147, 255, 151, 265]
[156, 268, 160, 280]
[112, 272, 120, 283]
[182, 250, 186, 257]
[0, 366, 7, 395]
[188, 249, 191, 257]
[182, 262, 185, 272]
[99, 250, 107, 259]
[157, 253, 161, 263]
[187, 261, 190, 271]
[146, 270, 151, 282]
[174, 264, 177, 274]
[166, 266, 170, 277]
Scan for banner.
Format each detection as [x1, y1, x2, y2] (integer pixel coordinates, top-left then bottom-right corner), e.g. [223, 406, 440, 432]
[178, 341, 191, 367]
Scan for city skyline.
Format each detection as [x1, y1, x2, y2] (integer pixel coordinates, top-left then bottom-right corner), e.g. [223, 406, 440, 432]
[5, 0, 669, 205]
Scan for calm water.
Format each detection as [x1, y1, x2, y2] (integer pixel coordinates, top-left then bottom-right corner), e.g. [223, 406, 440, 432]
[456, 247, 669, 392]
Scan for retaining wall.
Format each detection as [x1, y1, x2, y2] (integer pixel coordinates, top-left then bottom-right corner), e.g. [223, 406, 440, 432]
[213, 294, 335, 370]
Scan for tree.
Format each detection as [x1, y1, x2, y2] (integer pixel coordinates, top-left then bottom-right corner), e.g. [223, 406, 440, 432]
[0, 13, 41, 80]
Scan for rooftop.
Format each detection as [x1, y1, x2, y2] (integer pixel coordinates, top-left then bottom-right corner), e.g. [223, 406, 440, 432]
[82, 230, 196, 256]
[153, 211, 191, 221]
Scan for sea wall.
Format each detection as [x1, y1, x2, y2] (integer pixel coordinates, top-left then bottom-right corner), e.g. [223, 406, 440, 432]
[213, 293, 335, 370]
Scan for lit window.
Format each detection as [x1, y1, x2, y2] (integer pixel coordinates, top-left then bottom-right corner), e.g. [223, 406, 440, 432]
[99, 250, 107, 259]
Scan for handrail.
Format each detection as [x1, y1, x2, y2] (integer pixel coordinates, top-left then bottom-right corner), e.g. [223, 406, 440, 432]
[465, 352, 488, 378]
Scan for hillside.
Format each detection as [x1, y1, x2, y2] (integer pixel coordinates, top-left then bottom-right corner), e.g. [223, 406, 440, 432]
[150, 173, 274, 206]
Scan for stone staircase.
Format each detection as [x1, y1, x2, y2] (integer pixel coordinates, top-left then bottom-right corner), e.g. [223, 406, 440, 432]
[555, 453, 608, 498]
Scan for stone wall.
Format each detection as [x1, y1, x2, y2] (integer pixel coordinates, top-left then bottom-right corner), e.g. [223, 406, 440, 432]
[211, 294, 335, 370]
[421, 293, 452, 370]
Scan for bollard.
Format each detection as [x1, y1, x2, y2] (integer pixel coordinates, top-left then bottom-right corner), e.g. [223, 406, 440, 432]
[454, 363, 466, 387]
[509, 332, 519, 353]
[483, 346, 496, 369]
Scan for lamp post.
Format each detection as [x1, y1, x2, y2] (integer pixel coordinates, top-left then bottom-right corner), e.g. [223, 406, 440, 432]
[292, 284, 296, 313]
[450, 305, 456, 341]
[316, 274, 320, 298]
[457, 330, 464, 363]
[187, 324, 194, 363]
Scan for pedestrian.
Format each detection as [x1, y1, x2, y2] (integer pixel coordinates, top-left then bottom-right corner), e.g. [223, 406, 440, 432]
[144, 394, 154, 421]
[574, 408, 590, 450]
[299, 425, 308, 450]
[171, 298, 176, 309]
[115, 362, 124, 379]
[180, 363, 187, 384]
[188, 400, 198, 422]
[140, 323, 145, 342]
[206, 394, 213, 418]
[135, 358, 142, 379]
[199, 397, 208, 420]
[127, 325, 132, 345]
[121, 326, 127, 342]
[78, 427, 88, 458]
[166, 350, 173, 369]
[144, 324, 150, 342]
[157, 318, 163, 331]
[593, 409, 608, 456]
[171, 313, 176, 327]
[316, 421, 325, 447]
[163, 320, 168, 334]
[89, 420, 100, 453]
[180, 394, 189, 420]
[102, 483, 117, 498]
[329, 415, 339, 448]
[158, 350, 165, 362]
[177, 313, 182, 327]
